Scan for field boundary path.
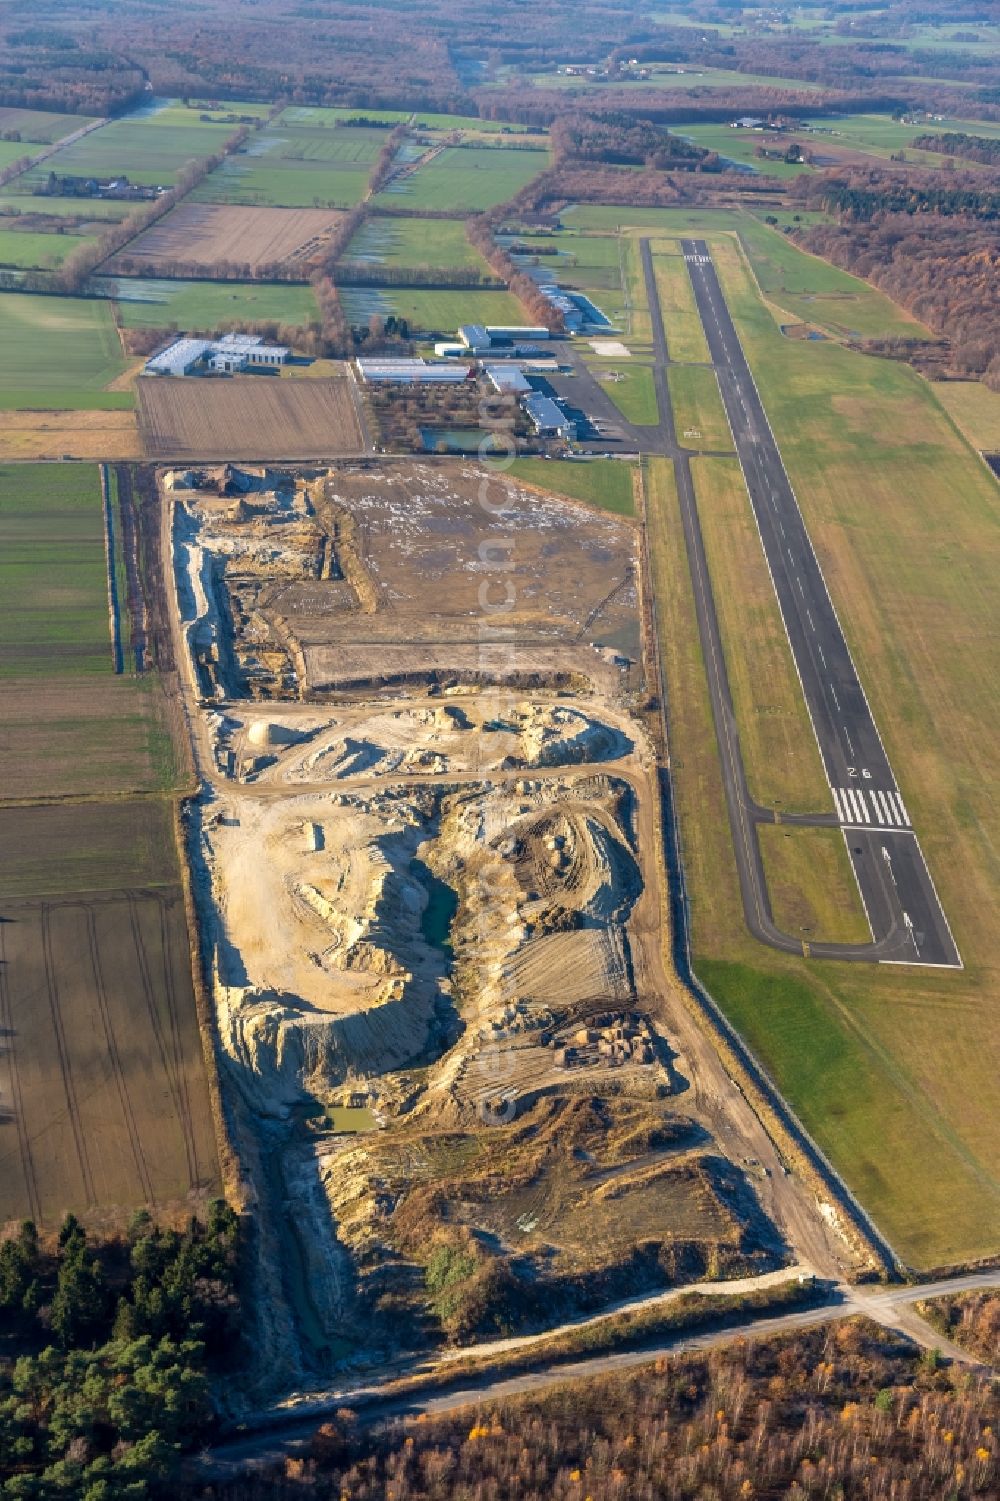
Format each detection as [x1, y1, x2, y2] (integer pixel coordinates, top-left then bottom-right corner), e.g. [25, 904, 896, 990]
[0, 113, 108, 188]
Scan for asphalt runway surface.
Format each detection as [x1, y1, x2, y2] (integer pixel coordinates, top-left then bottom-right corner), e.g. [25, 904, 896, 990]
[643, 235, 959, 967]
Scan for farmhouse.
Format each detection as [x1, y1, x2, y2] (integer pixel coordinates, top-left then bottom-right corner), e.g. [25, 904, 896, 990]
[356, 357, 473, 384]
[145, 333, 289, 377]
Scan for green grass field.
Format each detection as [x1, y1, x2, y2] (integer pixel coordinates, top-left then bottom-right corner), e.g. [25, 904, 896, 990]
[758, 824, 872, 946]
[803, 112, 1000, 167]
[0, 294, 131, 408]
[932, 380, 1000, 451]
[375, 145, 549, 213]
[104, 276, 320, 330]
[339, 285, 523, 331]
[595, 362, 659, 426]
[0, 193, 128, 218]
[192, 156, 370, 208]
[676, 124, 813, 178]
[650, 245, 710, 362]
[18, 115, 238, 190]
[344, 216, 487, 269]
[669, 364, 730, 448]
[0, 141, 33, 172]
[644, 211, 1000, 1267]
[0, 463, 111, 675]
[0, 106, 98, 144]
[0, 227, 95, 269]
[508, 457, 636, 515]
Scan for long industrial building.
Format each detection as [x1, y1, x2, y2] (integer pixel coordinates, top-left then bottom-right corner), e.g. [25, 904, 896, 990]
[355, 357, 474, 384]
[145, 333, 289, 377]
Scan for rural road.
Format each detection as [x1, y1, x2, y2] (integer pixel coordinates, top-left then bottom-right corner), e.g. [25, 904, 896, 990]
[192, 1267, 1000, 1480]
[639, 235, 959, 968]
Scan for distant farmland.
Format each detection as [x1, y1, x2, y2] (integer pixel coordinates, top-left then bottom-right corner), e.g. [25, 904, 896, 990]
[375, 144, 549, 212]
[107, 201, 344, 275]
[107, 276, 320, 331]
[0, 294, 130, 409]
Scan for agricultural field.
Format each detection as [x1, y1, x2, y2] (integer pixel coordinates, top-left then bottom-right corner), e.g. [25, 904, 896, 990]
[801, 112, 1000, 166]
[106, 202, 344, 274]
[16, 112, 240, 191]
[646, 215, 1000, 1267]
[0, 226, 95, 269]
[0, 803, 219, 1227]
[339, 284, 522, 331]
[137, 376, 363, 459]
[0, 106, 98, 143]
[375, 144, 549, 212]
[344, 215, 488, 270]
[105, 276, 320, 331]
[507, 457, 637, 515]
[0, 462, 117, 677]
[0, 293, 131, 409]
[513, 64, 823, 92]
[191, 121, 389, 208]
[0, 456, 218, 1227]
[0, 193, 128, 219]
[0, 407, 142, 462]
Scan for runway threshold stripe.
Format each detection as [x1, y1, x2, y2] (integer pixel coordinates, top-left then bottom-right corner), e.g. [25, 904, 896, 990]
[871, 790, 888, 824]
[832, 787, 846, 822]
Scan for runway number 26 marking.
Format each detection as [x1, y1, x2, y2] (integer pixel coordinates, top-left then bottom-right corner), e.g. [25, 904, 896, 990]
[846, 768, 872, 779]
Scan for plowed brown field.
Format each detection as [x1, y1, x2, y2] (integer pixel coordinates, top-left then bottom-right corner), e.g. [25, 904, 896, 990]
[106, 202, 344, 273]
[137, 376, 363, 459]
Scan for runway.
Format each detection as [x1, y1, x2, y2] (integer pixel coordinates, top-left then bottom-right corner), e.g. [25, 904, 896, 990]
[644, 235, 959, 967]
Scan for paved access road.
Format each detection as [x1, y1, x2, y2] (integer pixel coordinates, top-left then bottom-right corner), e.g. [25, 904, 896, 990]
[669, 238, 959, 968]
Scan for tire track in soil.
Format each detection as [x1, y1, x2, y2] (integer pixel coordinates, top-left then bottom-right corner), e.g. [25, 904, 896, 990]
[129, 893, 198, 1189]
[158, 894, 201, 1186]
[85, 905, 156, 1205]
[0, 923, 42, 1224]
[41, 905, 96, 1208]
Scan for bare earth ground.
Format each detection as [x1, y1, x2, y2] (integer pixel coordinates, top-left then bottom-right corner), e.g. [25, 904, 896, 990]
[0, 407, 142, 460]
[138, 377, 363, 460]
[164, 460, 863, 1400]
[0, 794, 220, 1230]
[106, 202, 345, 273]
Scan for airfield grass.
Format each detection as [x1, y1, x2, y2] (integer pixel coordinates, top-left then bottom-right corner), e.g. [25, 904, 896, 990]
[692, 456, 831, 815]
[0, 227, 95, 269]
[596, 362, 659, 425]
[931, 380, 1000, 451]
[344, 215, 486, 269]
[668, 365, 730, 449]
[644, 211, 1000, 1267]
[758, 824, 871, 946]
[107, 277, 320, 330]
[0, 294, 131, 408]
[339, 285, 522, 331]
[508, 458, 636, 516]
[374, 145, 549, 213]
[737, 215, 933, 341]
[650, 245, 709, 362]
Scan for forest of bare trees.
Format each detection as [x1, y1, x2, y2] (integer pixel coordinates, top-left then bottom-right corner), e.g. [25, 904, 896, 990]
[182, 1319, 998, 1500]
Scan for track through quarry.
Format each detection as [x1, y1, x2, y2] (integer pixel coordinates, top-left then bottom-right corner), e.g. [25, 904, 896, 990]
[163, 460, 884, 1409]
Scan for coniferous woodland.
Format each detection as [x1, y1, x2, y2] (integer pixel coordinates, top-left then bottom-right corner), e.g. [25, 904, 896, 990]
[0, 1205, 241, 1499]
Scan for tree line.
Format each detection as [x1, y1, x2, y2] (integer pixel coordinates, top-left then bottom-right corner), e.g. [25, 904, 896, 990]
[911, 131, 1000, 167]
[178, 1317, 997, 1500]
